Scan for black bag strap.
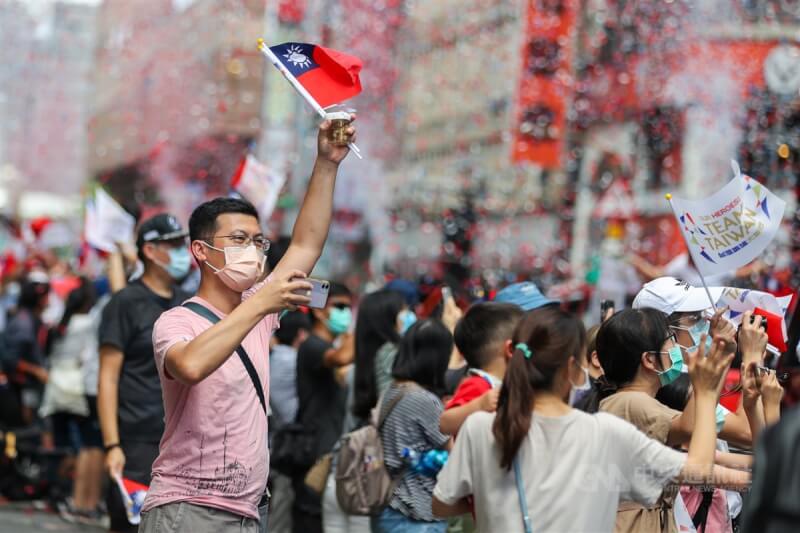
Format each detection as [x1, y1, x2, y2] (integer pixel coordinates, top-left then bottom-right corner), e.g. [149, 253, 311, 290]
[691, 489, 714, 531]
[183, 301, 267, 415]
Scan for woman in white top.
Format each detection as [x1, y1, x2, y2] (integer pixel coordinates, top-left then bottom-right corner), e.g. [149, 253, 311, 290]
[432, 306, 750, 533]
[43, 278, 105, 522]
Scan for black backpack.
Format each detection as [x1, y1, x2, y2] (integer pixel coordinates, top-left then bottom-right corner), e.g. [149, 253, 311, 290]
[740, 407, 800, 533]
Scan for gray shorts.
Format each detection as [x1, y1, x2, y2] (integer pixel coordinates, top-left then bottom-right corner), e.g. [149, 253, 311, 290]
[138, 502, 263, 533]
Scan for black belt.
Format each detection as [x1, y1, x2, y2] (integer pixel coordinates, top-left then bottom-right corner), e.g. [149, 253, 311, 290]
[258, 490, 270, 508]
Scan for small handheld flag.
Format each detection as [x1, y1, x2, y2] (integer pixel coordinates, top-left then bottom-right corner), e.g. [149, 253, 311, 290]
[114, 475, 148, 525]
[265, 42, 361, 108]
[258, 39, 363, 159]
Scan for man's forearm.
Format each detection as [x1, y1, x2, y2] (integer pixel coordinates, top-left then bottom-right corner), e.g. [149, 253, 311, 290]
[107, 250, 127, 294]
[683, 391, 718, 479]
[291, 159, 338, 252]
[166, 295, 270, 385]
[98, 375, 120, 447]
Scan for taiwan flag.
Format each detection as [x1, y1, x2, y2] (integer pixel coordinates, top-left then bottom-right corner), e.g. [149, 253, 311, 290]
[268, 42, 362, 108]
[114, 475, 148, 525]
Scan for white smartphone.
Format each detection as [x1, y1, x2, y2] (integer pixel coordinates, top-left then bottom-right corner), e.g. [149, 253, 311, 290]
[308, 278, 330, 309]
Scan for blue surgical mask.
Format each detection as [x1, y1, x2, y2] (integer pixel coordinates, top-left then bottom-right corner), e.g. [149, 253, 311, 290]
[715, 404, 728, 434]
[164, 247, 192, 280]
[399, 309, 417, 334]
[682, 319, 713, 353]
[327, 306, 352, 335]
[656, 345, 685, 387]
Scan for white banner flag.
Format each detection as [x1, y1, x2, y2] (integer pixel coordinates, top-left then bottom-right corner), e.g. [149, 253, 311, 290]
[84, 188, 136, 253]
[669, 164, 786, 277]
[231, 155, 286, 222]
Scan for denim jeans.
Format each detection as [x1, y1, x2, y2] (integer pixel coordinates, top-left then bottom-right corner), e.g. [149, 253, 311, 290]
[370, 507, 447, 533]
[258, 496, 269, 533]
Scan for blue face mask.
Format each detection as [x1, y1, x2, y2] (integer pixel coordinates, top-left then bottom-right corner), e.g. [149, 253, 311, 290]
[656, 345, 685, 387]
[680, 319, 713, 354]
[715, 404, 728, 434]
[327, 306, 352, 335]
[399, 309, 417, 334]
[164, 247, 192, 280]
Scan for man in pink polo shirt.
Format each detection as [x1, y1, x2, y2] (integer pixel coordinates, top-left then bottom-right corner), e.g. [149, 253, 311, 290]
[138, 120, 355, 533]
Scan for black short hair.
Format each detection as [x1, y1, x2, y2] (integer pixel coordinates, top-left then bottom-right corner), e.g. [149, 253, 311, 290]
[655, 373, 691, 411]
[274, 310, 312, 345]
[18, 280, 50, 310]
[392, 319, 453, 394]
[454, 302, 523, 369]
[309, 281, 352, 324]
[188, 197, 259, 243]
[596, 308, 671, 388]
[329, 281, 352, 299]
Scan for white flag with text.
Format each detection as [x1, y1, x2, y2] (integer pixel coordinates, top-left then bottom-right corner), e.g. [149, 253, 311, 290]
[670, 164, 785, 277]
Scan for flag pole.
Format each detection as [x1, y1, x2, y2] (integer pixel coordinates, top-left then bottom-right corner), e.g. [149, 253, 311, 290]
[257, 39, 363, 160]
[665, 193, 718, 310]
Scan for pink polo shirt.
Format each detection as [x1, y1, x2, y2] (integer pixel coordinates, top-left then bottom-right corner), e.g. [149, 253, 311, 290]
[142, 289, 278, 520]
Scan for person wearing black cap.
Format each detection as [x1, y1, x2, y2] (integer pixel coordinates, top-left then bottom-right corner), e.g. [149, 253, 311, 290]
[97, 213, 190, 533]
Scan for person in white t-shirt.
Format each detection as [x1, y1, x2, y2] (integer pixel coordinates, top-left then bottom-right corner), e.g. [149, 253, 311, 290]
[432, 306, 750, 533]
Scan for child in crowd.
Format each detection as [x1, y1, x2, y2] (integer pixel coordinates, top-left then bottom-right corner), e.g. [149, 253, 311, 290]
[439, 302, 523, 436]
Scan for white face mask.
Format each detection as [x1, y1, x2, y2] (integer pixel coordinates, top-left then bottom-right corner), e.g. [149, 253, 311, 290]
[568, 365, 592, 406]
[202, 243, 265, 292]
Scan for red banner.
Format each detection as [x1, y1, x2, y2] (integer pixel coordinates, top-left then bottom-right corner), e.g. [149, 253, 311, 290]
[512, 0, 577, 169]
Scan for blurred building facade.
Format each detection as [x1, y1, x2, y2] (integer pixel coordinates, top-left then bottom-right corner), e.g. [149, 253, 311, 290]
[383, 0, 570, 285]
[89, 0, 267, 218]
[570, 0, 800, 305]
[382, 0, 800, 294]
[0, 0, 97, 212]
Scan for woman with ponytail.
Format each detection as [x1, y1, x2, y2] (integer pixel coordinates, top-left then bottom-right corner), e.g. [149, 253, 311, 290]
[432, 306, 750, 533]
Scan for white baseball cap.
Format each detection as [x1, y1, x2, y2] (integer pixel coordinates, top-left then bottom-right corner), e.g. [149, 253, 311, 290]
[633, 277, 724, 315]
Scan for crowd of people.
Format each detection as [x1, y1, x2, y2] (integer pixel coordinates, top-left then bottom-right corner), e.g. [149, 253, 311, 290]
[1, 119, 799, 533]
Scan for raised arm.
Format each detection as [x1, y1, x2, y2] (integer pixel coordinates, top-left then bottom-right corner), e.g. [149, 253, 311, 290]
[760, 370, 784, 426]
[272, 120, 356, 280]
[676, 335, 735, 484]
[165, 271, 311, 385]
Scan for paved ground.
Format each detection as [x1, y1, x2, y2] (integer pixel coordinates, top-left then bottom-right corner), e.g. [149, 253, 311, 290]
[0, 502, 105, 533]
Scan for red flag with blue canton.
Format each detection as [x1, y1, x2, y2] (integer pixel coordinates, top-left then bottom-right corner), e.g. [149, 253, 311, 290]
[269, 42, 362, 108]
